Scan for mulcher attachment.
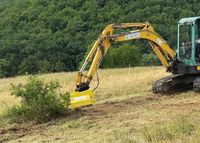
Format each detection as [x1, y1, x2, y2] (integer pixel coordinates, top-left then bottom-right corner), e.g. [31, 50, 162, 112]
[69, 89, 95, 109]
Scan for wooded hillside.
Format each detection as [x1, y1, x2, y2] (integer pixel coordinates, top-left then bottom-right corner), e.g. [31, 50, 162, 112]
[0, 0, 199, 77]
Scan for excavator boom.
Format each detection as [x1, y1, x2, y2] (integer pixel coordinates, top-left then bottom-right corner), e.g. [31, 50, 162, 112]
[69, 22, 176, 109]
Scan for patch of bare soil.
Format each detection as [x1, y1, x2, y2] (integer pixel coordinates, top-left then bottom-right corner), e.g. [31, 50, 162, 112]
[81, 95, 160, 117]
[0, 122, 57, 143]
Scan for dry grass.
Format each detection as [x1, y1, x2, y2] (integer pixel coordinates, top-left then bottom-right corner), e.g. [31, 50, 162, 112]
[1, 66, 200, 143]
[96, 66, 170, 102]
[142, 117, 195, 142]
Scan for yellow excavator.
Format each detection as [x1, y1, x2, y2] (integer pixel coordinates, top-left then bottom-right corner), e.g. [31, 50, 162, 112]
[69, 16, 200, 109]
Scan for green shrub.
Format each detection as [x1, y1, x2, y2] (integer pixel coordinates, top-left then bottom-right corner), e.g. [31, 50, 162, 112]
[7, 76, 70, 123]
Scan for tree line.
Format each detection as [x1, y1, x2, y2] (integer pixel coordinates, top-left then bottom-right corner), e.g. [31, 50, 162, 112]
[0, 0, 199, 77]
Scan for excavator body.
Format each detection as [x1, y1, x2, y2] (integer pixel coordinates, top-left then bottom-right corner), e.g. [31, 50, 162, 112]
[69, 16, 200, 109]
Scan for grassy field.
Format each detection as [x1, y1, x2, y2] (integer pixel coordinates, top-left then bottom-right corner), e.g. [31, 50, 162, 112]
[1, 67, 200, 142]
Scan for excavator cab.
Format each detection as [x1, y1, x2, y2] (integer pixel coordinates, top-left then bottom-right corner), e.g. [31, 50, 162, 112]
[178, 16, 200, 67]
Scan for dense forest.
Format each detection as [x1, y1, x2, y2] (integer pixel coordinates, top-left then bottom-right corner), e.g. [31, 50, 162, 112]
[0, 0, 199, 77]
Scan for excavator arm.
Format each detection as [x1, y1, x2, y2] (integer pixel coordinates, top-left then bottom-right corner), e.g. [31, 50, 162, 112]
[76, 22, 175, 91]
[69, 22, 176, 109]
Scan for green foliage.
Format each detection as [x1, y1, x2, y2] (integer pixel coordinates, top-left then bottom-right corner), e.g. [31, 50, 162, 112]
[142, 117, 194, 142]
[141, 53, 160, 66]
[0, 0, 199, 77]
[0, 59, 11, 77]
[7, 76, 70, 123]
[101, 44, 142, 68]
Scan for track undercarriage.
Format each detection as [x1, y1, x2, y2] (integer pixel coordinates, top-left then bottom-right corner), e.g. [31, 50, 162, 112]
[152, 74, 200, 94]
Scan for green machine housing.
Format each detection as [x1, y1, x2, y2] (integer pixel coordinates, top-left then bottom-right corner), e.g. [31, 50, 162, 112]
[171, 16, 200, 74]
[153, 16, 200, 93]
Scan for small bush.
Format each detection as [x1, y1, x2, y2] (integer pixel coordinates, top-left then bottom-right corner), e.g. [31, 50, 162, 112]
[142, 117, 194, 143]
[7, 76, 70, 123]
